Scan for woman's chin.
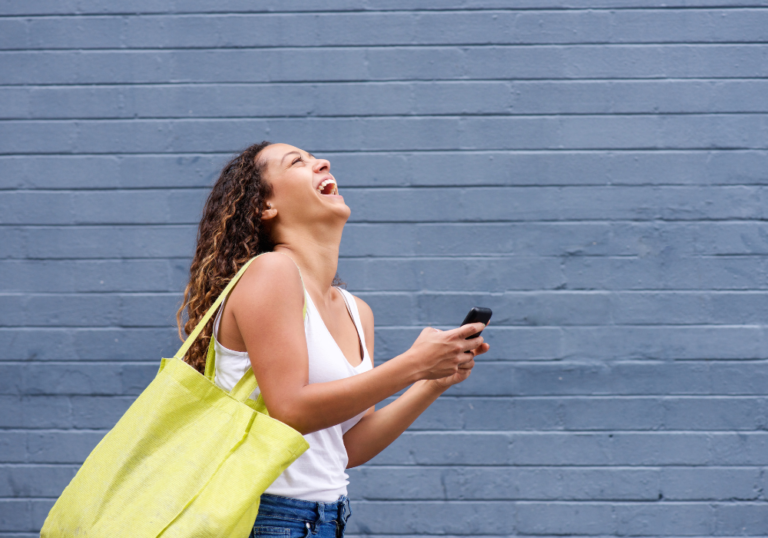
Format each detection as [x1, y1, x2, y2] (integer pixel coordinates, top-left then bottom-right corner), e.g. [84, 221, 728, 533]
[321, 194, 350, 214]
[309, 192, 350, 222]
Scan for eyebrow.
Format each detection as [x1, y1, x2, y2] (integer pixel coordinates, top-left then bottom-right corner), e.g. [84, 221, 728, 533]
[280, 150, 316, 165]
[281, 151, 300, 165]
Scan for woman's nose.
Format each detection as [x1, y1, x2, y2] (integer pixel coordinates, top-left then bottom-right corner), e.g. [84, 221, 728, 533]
[313, 158, 331, 173]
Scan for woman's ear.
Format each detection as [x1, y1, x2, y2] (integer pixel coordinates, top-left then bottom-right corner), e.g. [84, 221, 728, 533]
[262, 202, 278, 221]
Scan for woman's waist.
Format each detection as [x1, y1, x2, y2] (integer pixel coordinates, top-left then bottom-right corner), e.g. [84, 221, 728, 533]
[258, 493, 351, 525]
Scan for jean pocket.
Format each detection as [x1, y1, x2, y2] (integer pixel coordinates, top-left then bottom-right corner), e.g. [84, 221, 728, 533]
[251, 525, 291, 537]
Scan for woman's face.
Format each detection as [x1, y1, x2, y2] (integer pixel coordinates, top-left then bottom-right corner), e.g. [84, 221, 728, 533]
[259, 143, 350, 235]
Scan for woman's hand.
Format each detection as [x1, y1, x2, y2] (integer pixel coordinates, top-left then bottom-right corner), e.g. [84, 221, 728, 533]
[431, 337, 489, 389]
[405, 323, 488, 382]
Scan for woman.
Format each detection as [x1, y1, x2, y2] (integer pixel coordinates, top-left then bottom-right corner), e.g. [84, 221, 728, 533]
[178, 141, 489, 538]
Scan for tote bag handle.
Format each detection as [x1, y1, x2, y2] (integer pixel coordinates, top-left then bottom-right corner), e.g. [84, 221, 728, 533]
[173, 256, 262, 363]
[171, 253, 307, 402]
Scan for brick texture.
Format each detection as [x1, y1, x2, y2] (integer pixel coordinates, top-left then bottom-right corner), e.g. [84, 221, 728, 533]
[1, 2, 768, 536]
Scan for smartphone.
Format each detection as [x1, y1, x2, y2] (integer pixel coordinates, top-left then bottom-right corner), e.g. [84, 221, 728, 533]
[461, 307, 493, 340]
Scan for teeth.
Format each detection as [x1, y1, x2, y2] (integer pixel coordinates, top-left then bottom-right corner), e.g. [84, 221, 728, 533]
[317, 178, 338, 195]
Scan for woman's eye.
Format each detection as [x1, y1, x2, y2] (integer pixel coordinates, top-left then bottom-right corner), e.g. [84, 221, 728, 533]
[292, 157, 303, 165]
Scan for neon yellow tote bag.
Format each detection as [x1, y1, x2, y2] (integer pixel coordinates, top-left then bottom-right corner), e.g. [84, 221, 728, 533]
[41, 255, 309, 537]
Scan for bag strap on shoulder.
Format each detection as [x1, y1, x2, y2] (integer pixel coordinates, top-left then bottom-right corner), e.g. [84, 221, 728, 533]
[173, 255, 261, 362]
[173, 252, 308, 400]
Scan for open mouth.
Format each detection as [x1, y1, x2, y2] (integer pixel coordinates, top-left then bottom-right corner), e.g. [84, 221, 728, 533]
[317, 178, 338, 196]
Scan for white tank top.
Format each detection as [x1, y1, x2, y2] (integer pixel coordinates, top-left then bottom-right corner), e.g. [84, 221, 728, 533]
[213, 284, 373, 502]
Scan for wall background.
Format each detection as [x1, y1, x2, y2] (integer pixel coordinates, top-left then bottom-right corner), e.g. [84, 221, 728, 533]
[2, 1, 768, 536]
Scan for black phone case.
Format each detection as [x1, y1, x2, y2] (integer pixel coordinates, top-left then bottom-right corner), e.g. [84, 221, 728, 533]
[461, 307, 493, 339]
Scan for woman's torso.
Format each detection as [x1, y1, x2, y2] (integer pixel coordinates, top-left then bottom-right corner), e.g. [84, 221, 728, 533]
[213, 284, 372, 502]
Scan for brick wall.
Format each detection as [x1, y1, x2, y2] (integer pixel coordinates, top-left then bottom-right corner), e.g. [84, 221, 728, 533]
[1, 2, 768, 536]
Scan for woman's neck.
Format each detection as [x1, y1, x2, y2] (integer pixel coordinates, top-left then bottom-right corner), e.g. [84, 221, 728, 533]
[272, 226, 342, 301]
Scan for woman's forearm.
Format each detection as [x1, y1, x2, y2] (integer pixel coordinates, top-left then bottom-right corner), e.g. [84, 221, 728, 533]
[342, 379, 446, 468]
[259, 325, 484, 435]
[264, 351, 421, 435]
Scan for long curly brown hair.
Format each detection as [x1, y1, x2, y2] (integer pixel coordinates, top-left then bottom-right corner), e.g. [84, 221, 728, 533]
[176, 141, 274, 372]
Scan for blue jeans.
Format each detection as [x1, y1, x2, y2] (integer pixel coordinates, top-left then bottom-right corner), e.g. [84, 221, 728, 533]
[250, 493, 351, 538]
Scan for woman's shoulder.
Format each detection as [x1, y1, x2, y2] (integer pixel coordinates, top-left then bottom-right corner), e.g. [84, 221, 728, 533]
[343, 291, 374, 338]
[344, 292, 375, 358]
[229, 252, 305, 308]
[248, 251, 301, 273]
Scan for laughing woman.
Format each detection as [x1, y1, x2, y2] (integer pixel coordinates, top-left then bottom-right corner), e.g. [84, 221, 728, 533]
[178, 142, 489, 538]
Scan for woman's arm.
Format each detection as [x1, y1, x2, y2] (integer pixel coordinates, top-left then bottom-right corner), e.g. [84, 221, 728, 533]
[343, 296, 488, 468]
[343, 379, 449, 468]
[228, 253, 487, 435]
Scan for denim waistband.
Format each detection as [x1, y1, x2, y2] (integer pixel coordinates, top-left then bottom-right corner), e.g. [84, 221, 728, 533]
[258, 493, 352, 525]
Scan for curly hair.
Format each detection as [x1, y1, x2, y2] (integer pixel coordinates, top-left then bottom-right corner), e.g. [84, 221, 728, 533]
[176, 141, 274, 373]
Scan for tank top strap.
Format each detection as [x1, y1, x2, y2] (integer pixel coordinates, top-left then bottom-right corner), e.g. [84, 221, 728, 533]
[213, 294, 225, 339]
[335, 288, 368, 356]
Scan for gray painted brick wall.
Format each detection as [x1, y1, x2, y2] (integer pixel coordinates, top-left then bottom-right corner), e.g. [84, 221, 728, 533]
[1, 1, 767, 536]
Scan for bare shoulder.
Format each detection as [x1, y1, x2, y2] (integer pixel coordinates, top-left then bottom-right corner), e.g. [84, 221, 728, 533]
[241, 251, 303, 287]
[351, 294, 375, 342]
[351, 295, 374, 324]
[229, 252, 304, 310]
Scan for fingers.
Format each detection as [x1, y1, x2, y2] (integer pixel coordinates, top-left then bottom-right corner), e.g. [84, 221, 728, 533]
[453, 322, 487, 339]
[460, 333, 486, 352]
[472, 342, 490, 358]
[458, 356, 475, 370]
[462, 341, 490, 360]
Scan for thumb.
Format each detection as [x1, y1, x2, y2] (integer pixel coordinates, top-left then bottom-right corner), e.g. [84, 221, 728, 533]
[456, 322, 486, 339]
